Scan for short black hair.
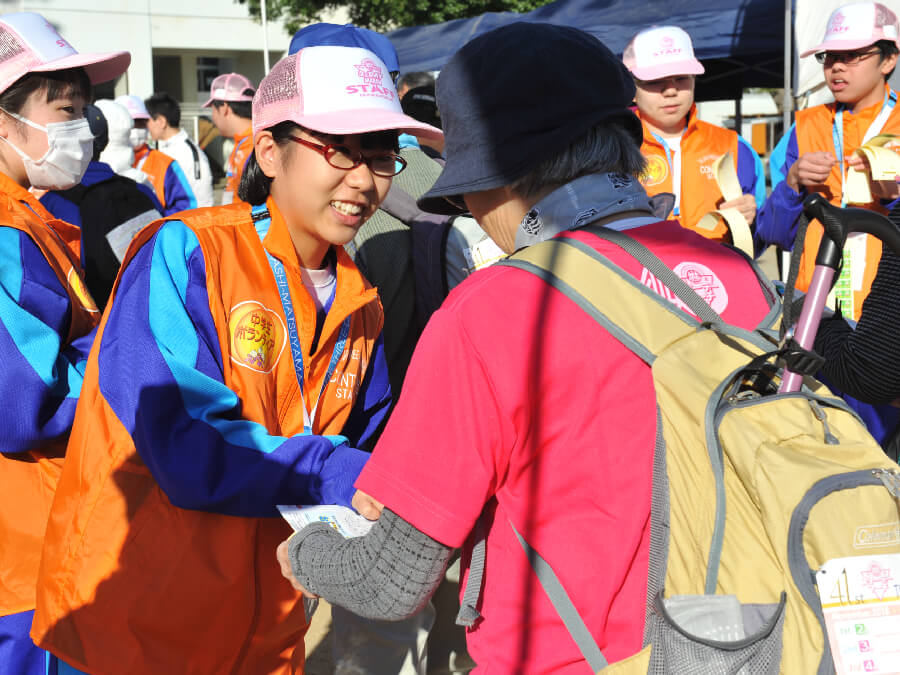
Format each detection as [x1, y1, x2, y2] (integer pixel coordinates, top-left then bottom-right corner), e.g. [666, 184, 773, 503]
[877, 39, 900, 80]
[397, 71, 434, 94]
[145, 92, 181, 128]
[211, 98, 253, 120]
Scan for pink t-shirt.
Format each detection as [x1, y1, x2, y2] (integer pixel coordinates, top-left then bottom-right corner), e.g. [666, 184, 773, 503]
[357, 221, 773, 673]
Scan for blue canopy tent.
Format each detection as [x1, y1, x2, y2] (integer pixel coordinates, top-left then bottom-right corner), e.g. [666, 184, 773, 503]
[388, 0, 790, 103]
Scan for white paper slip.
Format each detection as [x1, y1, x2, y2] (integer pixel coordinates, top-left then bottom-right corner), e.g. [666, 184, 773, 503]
[816, 554, 900, 675]
[277, 504, 375, 538]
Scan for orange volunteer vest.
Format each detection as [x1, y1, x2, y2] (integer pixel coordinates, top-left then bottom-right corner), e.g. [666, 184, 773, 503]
[224, 127, 252, 204]
[33, 198, 383, 674]
[0, 173, 100, 617]
[794, 87, 900, 320]
[134, 144, 174, 208]
[638, 106, 740, 242]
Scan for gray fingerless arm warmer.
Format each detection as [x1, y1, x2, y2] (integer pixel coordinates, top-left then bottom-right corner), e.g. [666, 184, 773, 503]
[287, 508, 453, 621]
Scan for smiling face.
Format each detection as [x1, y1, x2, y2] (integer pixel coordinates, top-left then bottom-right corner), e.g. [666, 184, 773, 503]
[633, 74, 695, 136]
[0, 81, 86, 188]
[263, 126, 395, 268]
[824, 46, 898, 113]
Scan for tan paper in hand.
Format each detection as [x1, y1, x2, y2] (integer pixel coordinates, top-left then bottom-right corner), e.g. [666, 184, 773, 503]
[696, 152, 754, 256]
[845, 134, 900, 204]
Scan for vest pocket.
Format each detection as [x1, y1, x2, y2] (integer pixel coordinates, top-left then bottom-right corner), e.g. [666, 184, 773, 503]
[645, 591, 786, 674]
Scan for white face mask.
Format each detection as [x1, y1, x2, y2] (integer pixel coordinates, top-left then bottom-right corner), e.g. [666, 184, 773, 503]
[0, 109, 94, 190]
[129, 127, 148, 150]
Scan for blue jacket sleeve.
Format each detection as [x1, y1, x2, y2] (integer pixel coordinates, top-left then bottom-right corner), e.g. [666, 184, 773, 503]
[737, 136, 767, 210]
[162, 161, 198, 215]
[755, 125, 805, 250]
[98, 220, 370, 516]
[339, 333, 392, 451]
[0, 227, 95, 453]
[40, 192, 82, 228]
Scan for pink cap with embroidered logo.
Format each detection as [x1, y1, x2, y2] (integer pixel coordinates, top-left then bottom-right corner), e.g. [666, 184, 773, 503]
[0, 12, 130, 94]
[252, 46, 442, 141]
[801, 2, 899, 57]
[202, 72, 255, 108]
[622, 25, 705, 81]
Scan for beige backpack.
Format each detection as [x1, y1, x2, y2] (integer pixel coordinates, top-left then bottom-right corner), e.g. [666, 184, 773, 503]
[492, 225, 900, 674]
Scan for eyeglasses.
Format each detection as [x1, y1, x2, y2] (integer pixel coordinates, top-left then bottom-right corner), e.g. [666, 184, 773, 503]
[815, 48, 882, 66]
[289, 136, 406, 177]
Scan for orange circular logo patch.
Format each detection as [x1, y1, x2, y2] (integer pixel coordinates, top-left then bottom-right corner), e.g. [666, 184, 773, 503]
[641, 155, 669, 187]
[67, 267, 99, 313]
[228, 301, 286, 373]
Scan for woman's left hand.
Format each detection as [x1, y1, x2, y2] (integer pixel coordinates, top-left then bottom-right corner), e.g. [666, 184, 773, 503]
[718, 193, 757, 224]
[276, 536, 319, 598]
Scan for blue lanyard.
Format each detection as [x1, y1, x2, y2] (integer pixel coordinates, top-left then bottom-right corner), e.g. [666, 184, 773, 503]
[253, 206, 351, 432]
[833, 88, 897, 206]
[651, 132, 679, 216]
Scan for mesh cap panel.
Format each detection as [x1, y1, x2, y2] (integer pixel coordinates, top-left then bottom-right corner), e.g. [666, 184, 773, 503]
[252, 55, 300, 134]
[0, 27, 26, 63]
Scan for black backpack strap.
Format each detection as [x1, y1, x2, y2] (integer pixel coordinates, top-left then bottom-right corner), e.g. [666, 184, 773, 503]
[186, 137, 201, 180]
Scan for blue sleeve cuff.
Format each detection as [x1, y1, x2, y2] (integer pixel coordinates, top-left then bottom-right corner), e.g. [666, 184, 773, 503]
[315, 443, 370, 507]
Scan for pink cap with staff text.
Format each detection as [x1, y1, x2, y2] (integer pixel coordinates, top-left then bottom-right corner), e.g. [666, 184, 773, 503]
[623, 25, 705, 81]
[801, 2, 899, 57]
[0, 12, 130, 94]
[252, 47, 442, 140]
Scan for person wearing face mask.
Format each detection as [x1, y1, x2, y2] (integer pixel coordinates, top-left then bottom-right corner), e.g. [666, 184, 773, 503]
[0, 11, 130, 675]
[114, 92, 198, 215]
[40, 103, 163, 309]
[31, 46, 440, 674]
[624, 26, 766, 245]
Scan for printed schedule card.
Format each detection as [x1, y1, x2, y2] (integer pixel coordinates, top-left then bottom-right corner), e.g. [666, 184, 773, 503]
[817, 554, 900, 674]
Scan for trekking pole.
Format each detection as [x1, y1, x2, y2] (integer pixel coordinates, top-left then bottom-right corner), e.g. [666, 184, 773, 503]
[779, 194, 900, 393]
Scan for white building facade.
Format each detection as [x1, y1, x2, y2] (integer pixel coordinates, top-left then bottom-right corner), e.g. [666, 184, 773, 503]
[0, 0, 347, 112]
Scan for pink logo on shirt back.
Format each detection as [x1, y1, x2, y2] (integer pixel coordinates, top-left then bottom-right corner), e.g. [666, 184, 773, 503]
[642, 261, 729, 316]
[346, 59, 395, 100]
[675, 261, 729, 314]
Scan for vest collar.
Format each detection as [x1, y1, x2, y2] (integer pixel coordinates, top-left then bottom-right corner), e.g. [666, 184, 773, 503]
[0, 170, 55, 221]
[637, 104, 698, 149]
[259, 196, 379, 330]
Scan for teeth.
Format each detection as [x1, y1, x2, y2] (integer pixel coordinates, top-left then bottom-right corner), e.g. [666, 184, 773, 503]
[331, 201, 363, 216]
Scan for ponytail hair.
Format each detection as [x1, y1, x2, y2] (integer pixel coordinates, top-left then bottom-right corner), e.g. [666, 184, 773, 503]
[238, 121, 299, 205]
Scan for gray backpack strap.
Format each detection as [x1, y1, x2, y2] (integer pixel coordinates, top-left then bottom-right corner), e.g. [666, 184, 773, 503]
[510, 521, 609, 672]
[583, 225, 722, 324]
[456, 517, 486, 627]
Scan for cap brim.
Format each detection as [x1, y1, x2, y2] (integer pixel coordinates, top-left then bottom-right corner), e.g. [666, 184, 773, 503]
[298, 109, 444, 142]
[33, 50, 131, 85]
[630, 58, 705, 81]
[202, 95, 254, 108]
[800, 38, 883, 57]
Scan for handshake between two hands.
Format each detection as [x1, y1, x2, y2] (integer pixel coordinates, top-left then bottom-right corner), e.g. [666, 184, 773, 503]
[275, 489, 383, 598]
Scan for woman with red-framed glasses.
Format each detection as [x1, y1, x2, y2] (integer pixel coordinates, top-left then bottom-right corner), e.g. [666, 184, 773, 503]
[33, 45, 440, 675]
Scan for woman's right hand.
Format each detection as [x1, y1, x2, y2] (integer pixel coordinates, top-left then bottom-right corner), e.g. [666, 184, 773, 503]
[352, 489, 383, 520]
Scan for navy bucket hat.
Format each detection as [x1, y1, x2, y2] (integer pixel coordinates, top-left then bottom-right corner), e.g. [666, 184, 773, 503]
[418, 22, 642, 215]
